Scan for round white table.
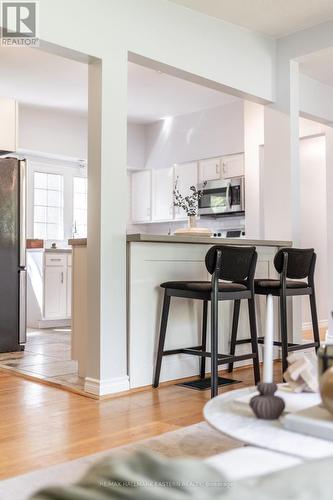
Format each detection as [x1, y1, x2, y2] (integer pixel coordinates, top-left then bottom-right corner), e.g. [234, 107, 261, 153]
[204, 386, 333, 460]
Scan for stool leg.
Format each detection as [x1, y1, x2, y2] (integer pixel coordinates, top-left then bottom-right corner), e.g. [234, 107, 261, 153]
[210, 289, 219, 398]
[279, 292, 288, 375]
[153, 292, 171, 388]
[228, 300, 240, 373]
[248, 297, 260, 385]
[200, 300, 208, 379]
[309, 292, 320, 351]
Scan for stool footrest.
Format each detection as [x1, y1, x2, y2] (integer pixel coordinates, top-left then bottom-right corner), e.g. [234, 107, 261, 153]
[235, 338, 252, 345]
[257, 337, 319, 351]
[163, 347, 257, 365]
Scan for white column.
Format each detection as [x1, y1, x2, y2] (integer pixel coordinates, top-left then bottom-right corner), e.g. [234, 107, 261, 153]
[85, 52, 129, 396]
[263, 61, 302, 344]
[325, 126, 333, 335]
[244, 100, 264, 238]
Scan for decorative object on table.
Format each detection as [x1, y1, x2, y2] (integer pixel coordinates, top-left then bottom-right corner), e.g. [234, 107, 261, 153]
[250, 382, 285, 420]
[283, 352, 319, 393]
[320, 366, 333, 416]
[318, 343, 333, 378]
[173, 178, 212, 236]
[26, 239, 44, 249]
[51, 242, 57, 249]
[250, 294, 284, 419]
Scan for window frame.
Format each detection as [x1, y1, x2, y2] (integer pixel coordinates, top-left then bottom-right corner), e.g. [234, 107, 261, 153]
[72, 175, 88, 239]
[33, 171, 65, 241]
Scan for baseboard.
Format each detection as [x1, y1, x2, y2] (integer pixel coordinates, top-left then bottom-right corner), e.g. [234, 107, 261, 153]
[84, 376, 130, 396]
[302, 319, 327, 332]
[37, 319, 71, 329]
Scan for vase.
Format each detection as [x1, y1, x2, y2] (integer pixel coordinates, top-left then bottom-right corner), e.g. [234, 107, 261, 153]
[188, 215, 197, 229]
[174, 214, 212, 236]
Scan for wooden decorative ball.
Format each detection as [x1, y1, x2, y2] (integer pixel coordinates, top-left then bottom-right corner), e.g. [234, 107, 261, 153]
[320, 367, 333, 416]
[250, 383, 285, 420]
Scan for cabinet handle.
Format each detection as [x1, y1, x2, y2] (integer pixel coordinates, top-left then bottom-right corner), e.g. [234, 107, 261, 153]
[50, 258, 61, 261]
[61, 271, 64, 284]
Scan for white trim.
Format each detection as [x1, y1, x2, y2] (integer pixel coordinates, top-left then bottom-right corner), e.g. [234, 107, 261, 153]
[84, 376, 130, 396]
[17, 148, 87, 168]
[302, 319, 327, 332]
[38, 319, 71, 329]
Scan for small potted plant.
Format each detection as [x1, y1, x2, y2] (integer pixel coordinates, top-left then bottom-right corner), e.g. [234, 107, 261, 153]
[173, 178, 211, 235]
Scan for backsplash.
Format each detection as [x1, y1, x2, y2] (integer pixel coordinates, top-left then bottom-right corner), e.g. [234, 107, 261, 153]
[127, 215, 245, 236]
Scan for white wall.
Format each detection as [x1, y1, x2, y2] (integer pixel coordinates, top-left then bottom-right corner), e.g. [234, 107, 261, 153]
[127, 122, 146, 168]
[144, 100, 244, 168]
[299, 136, 327, 327]
[18, 104, 87, 158]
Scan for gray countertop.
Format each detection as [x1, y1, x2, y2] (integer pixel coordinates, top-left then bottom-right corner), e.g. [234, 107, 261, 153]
[27, 248, 72, 253]
[126, 234, 292, 247]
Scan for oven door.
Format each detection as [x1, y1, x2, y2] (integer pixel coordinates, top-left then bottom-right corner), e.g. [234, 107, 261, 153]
[198, 180, 231, 215]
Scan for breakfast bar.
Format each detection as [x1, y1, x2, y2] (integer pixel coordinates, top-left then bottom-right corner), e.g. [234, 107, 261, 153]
[127, 234, 294, 389]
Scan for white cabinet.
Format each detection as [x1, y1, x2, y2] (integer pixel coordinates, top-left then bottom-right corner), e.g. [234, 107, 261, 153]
[27, 250, 72, 328]
[151, 167, 174, 221]
[131, 170, 151, 223]
[221, 154, 244, 179]
[174, 162, 198, 220]
[198, 158, 221, 182]
[66, 256, 72, 318]
[0, 98, 17, 152]
[44, 265, 67, 319]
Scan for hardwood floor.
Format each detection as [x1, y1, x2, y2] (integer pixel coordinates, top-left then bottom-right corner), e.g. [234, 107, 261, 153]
[0, 326, 323, 480]
[0, 362, 284, 481]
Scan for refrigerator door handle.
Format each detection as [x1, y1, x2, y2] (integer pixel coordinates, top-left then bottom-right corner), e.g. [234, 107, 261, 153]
[19, 270, 27, 345]
[19, 160, 26, 268]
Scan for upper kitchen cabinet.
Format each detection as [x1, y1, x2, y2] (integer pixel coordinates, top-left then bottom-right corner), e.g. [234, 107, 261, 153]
[152, 167, 174, 222]
[221, 153, 244, 179]
[131, 169, 151, 223]
[0, 98, 18, 153]
[198, 157, 221, 182]
[174, 162, 198, 220]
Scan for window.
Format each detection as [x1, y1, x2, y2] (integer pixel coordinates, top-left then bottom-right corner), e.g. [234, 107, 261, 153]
[33, 172, 64, 240]
[73, 177, 87, 238]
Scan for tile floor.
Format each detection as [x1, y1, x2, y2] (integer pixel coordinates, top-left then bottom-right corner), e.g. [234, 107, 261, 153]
[0, 328, 85, 392]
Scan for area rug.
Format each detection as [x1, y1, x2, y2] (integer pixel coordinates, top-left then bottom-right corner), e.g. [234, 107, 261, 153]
[0, 422, 244, 500]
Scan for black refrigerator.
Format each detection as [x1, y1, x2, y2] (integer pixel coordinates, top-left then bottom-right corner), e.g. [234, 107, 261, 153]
[0, 158, 26, 352]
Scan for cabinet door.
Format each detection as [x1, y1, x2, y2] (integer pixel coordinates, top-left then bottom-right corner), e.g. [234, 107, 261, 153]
[131, 170, 151, 223]
[174, 162, 198, 220]
[151, 168, 174, 222]
[221, 154, 244, 179]
[198, 158, 221, 182]
[44, 266, 67, 319]
[66, 262, 72, 319]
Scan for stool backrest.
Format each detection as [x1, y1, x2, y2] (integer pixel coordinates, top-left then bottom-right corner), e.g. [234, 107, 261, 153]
[274, 248, 315, 279]
[205, 245, 257, 282]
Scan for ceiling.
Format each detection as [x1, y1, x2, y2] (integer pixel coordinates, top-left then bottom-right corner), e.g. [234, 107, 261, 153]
[0, 47, 239, 122]
[0, 47, 88, 112]
[169, 0, 333, 37]
[299, 47, 333, 87]
[127, 62, 239, 124]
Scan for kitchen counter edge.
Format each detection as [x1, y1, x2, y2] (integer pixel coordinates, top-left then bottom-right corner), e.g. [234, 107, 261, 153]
[126, 234, 292, 247]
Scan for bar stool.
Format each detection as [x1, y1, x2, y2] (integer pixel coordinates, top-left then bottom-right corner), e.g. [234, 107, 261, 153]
[153, 245, 260, 398]
[228, 247, 320, 377]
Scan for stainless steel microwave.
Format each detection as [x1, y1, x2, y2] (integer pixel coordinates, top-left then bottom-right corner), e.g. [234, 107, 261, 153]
[198, 178, 245, 216]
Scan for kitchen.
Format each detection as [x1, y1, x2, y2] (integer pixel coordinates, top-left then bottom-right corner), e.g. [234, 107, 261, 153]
[0, 48, 328, 396]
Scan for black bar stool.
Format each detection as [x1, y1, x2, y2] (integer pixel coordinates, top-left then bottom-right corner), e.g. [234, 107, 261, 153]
[153, 245, 260, 398]
[228, 247, 320, 377]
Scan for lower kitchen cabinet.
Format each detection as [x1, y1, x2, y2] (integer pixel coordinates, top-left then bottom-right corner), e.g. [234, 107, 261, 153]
[27, 250, 72, 328]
